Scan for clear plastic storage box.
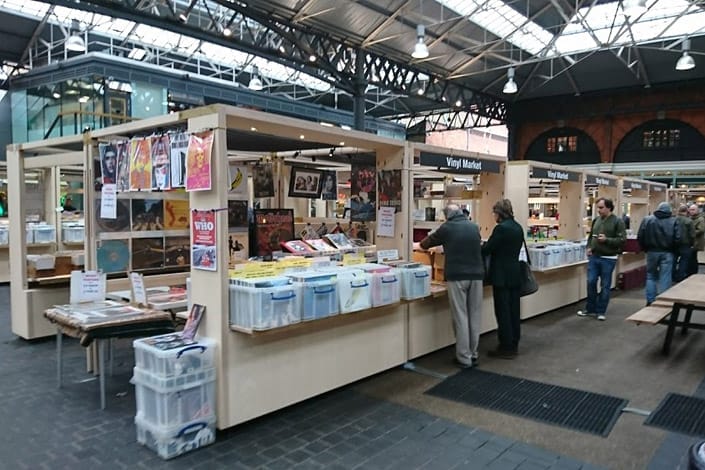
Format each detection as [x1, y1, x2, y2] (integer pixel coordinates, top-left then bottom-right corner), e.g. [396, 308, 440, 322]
[229, 276, 301, 330]
[135, 414, 216, 460]
[297, 279, 339, 321]
[133, 334, 216, 379]
[398, 265, 431, 300]
[133, 367, 215, 427]
[369, 271, 401, 307]
[337, 272, 372, 313]
[62, 223, 85, 243]
[32, 224, 56, 244]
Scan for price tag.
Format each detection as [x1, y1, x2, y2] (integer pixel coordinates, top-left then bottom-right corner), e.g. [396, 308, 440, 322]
[343, 253, 365, 265]
[130, 272, 147, 306]
[377, 249, 399, 263]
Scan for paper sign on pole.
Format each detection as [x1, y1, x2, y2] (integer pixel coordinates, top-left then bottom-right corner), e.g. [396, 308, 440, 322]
[70, 270, 106, 304]
[377, 206, 396, 237]
[100, 184, 117, 219]
[130, 272, 147, 306]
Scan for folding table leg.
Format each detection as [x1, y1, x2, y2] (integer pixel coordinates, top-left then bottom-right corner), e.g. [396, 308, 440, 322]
[681, 306, 694, 336]
[99, 339, 106, 410]
[662, 304, 681, 355]
[57, 329, 63, 388]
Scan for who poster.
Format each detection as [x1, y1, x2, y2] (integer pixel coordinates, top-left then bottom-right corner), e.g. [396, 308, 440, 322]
[191, 210, 217, 271]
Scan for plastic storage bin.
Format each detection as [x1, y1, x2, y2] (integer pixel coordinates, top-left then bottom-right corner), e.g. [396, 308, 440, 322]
[0, 226, 8, 245]
[398, 265, 431, 300]
[298, 280, 339, 321]
[370, 271, 401, 307]
[133, 367, 215, 427]
[62, 223, 85, 243]
[133, 334, 216, 379]
[229, 276, 300, 330]
[135, 414, 216, 460]
[32, 224, 56, 244]
[337, 272, 372, 313]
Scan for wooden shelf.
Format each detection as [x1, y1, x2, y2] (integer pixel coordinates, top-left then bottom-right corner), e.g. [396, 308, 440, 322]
[61, 241, 85, 247]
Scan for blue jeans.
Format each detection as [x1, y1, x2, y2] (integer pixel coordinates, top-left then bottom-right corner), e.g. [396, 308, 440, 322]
[646, 251, 674, 304]
[586, 256, 617, 315]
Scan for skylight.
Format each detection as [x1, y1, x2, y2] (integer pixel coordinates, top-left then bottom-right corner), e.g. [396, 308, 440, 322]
[0, 0, 332, 91]
[438, 0, 554, 56]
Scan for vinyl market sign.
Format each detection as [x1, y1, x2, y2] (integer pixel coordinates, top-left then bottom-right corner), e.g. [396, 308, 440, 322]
[650, 184, 665, 192]
[585, 174, 617, 187]
[623, 180, 645, 190]
[531, 166, 581, 182]
[419, 151, 501, 174]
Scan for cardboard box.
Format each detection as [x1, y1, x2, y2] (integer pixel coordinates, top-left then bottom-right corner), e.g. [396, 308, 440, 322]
[54, 255, 74, 275]
[412, 251, 433, 266]
[433, 267, 445, 282]
[433, 252, 445, 269]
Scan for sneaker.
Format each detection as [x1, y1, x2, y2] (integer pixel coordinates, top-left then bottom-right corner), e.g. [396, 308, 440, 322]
[453, 358, 474, 369]
[597, 314, 606, 321]
[577, 310, 595, 317]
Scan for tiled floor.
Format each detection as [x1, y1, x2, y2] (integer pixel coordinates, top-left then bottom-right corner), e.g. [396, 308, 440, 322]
[1, 283, 703, 469]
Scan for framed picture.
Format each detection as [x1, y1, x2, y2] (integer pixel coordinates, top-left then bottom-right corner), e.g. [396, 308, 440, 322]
[288, 167, 322, 198]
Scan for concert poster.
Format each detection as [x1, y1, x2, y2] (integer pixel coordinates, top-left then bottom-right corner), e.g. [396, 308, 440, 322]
[115, 140, 130, 192]
[253, 209, 294, 257]
[252, 163, 274, 198]
[170, 132, 189, 188]
[350, 164, 376, 221]
[185, 131, 213, 192]
[151, 135, 171, 190]
[191, 210, 217, 271]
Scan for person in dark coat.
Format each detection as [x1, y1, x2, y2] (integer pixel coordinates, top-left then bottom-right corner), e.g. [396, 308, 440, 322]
[414, 203, 484, 368]
[482, 199, 525, 359]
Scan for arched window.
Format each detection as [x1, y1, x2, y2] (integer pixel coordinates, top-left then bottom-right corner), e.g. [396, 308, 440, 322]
[525, 127, 600, 164]
[614, 119, 705, 163]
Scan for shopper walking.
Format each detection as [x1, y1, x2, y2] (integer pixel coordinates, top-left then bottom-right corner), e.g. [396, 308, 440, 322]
[414, 203, 484, 368]
[578, 197, 626, 321]
[482, 199, 524, 359]
[689, 203, 704, 276]
[674, 204, 695, 282]
[638, 202, 680, 306]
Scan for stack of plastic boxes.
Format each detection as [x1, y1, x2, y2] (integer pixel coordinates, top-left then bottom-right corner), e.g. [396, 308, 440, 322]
[229, 276, 300, 330]
[132, 334, 217, 459]
[356, 263, 401, 307]
[286, 271, 339, 321]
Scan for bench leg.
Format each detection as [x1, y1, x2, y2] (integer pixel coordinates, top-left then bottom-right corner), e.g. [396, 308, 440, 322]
[57, 329, 63, 388]
[681, 306, 694, 336]
[662, 304, 681, 355]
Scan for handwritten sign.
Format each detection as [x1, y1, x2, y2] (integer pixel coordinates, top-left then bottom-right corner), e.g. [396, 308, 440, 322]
[70, 270, 106, 304]
[130, 272, 147, 306]
[377, 206, 396, 237]
[100, 184, 117, 219]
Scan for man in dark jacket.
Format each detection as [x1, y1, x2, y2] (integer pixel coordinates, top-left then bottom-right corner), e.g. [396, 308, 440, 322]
[638, 202, 681, 305]
[578, 197, 626, 321]
[414, 204, 483, 368]
[482, 199, 524, 359]
[674, 204, 695, 282]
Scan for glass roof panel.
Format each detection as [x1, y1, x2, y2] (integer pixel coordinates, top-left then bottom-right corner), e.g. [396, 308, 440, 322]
[439, 0, 554, 56]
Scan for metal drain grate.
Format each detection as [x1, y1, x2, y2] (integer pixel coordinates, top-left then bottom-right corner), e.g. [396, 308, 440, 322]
[426, 368, 627, 437]
[645, 393, 705, 437]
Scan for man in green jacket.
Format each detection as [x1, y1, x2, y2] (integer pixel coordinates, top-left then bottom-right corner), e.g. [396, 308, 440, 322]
[675, 204, 695, 281]
[689, 203, 705, 276]
[578, 197, 626, 321]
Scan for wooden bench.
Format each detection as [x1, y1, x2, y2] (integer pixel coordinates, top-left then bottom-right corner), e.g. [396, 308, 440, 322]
[625, 301, 673, 325]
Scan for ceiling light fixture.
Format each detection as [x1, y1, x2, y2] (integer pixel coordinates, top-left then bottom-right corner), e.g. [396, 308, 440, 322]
[222, 25, 232, 37]
[65, 20, 85, 53]
[179, 0, 196, 23]
[676, 38, 696, 71]
[411, 24, 429, 59]
[622, 0, 647, 18]
[503, 67, 518, 94]
[248, 66, 263, 90]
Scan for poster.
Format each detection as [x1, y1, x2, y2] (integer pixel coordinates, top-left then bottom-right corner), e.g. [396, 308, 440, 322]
[115, 140, 130, 192]
[378, 169, 402, 213]
[129, 137, 152, 191]
[185, 131, 214, 191]
[151, 135, 171, 190]
[320, 170, 337, 200]
[192, 210, 217, 271]
[164, 199, 190, 229]
[170, 132, 189, 188]
[253, 163, 274, 198]
[99, 143, 118, 185]
[229, 164, 249, 198]
[253, 209, 294, 256]
[350, 164, 376, 221]
[228, 232, 248, 268]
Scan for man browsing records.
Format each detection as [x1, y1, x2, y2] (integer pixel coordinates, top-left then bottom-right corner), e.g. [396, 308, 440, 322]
[413, 203, 483, 368]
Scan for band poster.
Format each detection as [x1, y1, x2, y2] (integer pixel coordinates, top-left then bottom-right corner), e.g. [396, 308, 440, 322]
[151, 134, 171, 190]
[350, 164, 376, 221]
[378, 169, 402, 213]
[170, 132, 189, 188]
[185, 130, 214, 192]
[129, 137, 152, 191]
[191, 210, 217, 271]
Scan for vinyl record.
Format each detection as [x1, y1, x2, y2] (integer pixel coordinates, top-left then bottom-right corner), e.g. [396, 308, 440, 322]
[95, 199, 130, 232]
[97, 240, 130, 273]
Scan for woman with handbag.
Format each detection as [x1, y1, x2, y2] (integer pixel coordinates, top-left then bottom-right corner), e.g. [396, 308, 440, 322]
[482, 199, 525, 359]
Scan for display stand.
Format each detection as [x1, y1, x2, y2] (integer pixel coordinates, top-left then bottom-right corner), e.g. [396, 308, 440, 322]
[505, 161, 588, 316]
[617, 177, 650, 283]
[406, 143, 506, 359]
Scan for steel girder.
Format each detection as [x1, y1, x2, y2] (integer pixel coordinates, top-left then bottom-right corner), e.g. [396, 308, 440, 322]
[41, 0, 507, 125]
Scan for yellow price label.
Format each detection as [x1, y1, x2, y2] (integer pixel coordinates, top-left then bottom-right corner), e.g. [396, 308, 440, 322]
[343, 253, 365, 266]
